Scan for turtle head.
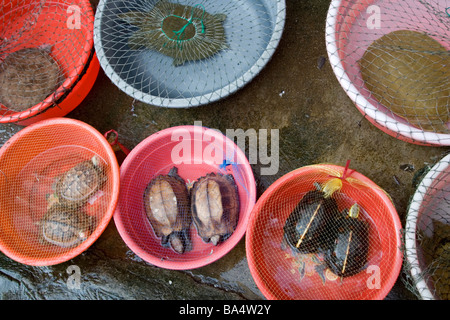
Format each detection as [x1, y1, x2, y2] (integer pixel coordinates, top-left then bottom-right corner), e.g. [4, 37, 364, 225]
[347, 203, 360, 219]
[91, 155, 101, 167]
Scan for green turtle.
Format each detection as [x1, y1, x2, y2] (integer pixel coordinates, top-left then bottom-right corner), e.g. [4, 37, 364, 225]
[119, 0, 229, 66]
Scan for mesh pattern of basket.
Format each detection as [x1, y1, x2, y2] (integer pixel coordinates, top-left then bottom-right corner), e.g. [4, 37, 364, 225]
[404, 153, 450, 300]
[0, 0, 95, 123]
[326, 0, 450, 146]
[94, 0, 286, 107]
[0, 118, 120, 266]
[246, 163, 403, 300]
[114, 125, 256, 270]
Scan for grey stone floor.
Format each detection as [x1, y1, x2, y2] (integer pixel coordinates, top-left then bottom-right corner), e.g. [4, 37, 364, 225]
[0, 0, 448, 300]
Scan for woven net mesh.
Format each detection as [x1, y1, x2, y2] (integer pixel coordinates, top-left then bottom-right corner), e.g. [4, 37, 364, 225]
[404, 153, 450, 300]
[247, 164, 401, 300]
[94, 0, 285, 107]
[326, 0, 450, 146]
[0, 121, 117, 266]
[116, 126, 255, 269]
[0, 0, 94, 121]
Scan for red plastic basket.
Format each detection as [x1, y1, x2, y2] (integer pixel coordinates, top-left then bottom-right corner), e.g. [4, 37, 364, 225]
[246, 163, 403, 300]
[0, 0, 99, 125]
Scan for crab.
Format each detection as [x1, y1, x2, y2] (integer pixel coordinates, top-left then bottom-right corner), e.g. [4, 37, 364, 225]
[191, 172, 240, 246]
[143, 166, 192, 254]
[51, 155, 107, 208]
[39, 204, 94, 248]
[118, 0, 229, 66]
[0, 46, 63, 112]
[324, 203, 370, 278]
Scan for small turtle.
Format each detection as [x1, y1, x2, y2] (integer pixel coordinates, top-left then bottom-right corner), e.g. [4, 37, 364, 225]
[191, 172, 240, 246]
[283, 189, 339, 254]
[324, 204, 370, 278]
[54, 156, 107, 208]
[0, 46, 63, 112]
[143, 166, 191, 253]
[40, 204, 94, 248]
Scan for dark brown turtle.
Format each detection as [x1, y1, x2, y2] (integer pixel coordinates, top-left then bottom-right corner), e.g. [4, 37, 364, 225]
[54, 155, 107, 208]
[0, 46, 63, 112]
[143, 166, 191, 253]
[40, 205, 94, 248]
[191, 172, 240, 246]
[324, 204, 370, 278]
[283, 188, 339, 254]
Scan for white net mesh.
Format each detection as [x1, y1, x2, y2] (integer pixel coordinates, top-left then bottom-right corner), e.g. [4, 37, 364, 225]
[0, 0, 95, 122]
[404, 153, 450, 300]
[93, 0, 286, 107]
[326, 0, 450, 146]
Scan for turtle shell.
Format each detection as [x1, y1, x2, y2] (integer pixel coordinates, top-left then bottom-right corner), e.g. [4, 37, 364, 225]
[119, 0, 228, 66]
[143, 166, 191, 253]
[324, 210, 370, 278]
[56, 156, 106, 207]
[359, 30, 450, 133]
[0, 47, 63, 112]
[191, 172, 240, 246]
[283, 190, 339, 254]
[40, 205, 94, 248]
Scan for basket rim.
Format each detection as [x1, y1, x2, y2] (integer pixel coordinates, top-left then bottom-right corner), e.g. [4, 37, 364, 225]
[0, 117, 120, 266]
[245, 163, 403, 300]
[325, 0, 450, 146]
[93, 0, 286, 108]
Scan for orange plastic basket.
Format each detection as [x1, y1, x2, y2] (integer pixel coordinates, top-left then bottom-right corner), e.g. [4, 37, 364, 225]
[246, 163, 403, 300]
[0, 118, 120, 266]
[0, 0, 99, 125]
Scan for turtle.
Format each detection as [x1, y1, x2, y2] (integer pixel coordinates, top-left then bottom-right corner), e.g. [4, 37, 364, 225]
[39, 204, 94, 248]
[143, 166, 192, 254]
[0, 46, 64, 112]
[118, 0, 229, 66]
[190, 172, 240, 246]
[359, 30, 450, 133]
[283, 188, 339, 254]
[53, 155, 107, 208]
[324, 203, 370, 278]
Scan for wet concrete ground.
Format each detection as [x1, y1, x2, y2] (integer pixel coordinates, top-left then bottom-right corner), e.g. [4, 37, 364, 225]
[0, 0, 449, 300]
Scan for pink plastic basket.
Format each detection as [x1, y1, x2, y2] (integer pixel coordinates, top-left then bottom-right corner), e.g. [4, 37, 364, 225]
[114, 125, 256, 270]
